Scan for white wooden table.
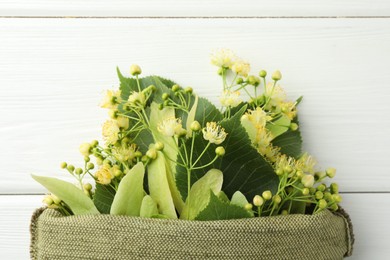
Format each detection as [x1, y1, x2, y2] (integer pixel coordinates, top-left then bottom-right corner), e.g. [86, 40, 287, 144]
[1, 1, 389, 259]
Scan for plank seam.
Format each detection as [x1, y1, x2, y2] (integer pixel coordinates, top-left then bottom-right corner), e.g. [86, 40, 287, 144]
[0, 16, 390, 19]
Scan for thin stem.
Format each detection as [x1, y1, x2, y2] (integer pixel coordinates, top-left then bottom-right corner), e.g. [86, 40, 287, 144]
[191, 142, 211, 168]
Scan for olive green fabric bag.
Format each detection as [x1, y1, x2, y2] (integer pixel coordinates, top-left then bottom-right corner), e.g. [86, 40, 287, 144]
[30, 207, 354, 260]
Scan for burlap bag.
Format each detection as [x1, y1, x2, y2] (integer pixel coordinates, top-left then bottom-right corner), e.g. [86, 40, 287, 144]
[30, 207, 354, 259]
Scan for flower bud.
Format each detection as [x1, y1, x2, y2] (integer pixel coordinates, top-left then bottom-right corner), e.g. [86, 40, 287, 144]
[318, 199, 327, 209]
[141, 155, 148, 163]
[130, 64, 142, 76]
[253, 195, 264, 207]
[244, 203, 253, 211]
[301, 175, 315, 188]
[114, 169, 122, 177]
[317, 184, 326, 192]
[215, 146, 225, 157]
[236, 77, 244, 84]
[91, 140, 99, 147]
[330, 203, 339, 211]
[84, 156, 90, 162]
[185, 87, 193, 94]
[83, 183, 92, 191]
[326, 167, 336, 178]
[332, 194, 342, 203]
[75, 168, 83, 175]
[247, 75, 257, 85]
[272, 195, 282, 204]
[67, 165, 75, 172]
[60, 162, 67, 169]
[302, 188, 310, 196]
[315, 171, 326, 180]
[108, 109, 118, 119]
[217, 68, 224, 75]
[116, 116, 129, 129]
[162, 93, 169, 100]
[177, 129, 187, 137]
[79, 143, 92, 157]
[330, 183, 339, 194]
[275, 169, 283, 176]
[259, 70, 267, 78]
[87, 162, 95, 170]
[190, 121, 201, 132]
[271, 70, 282, 81]
[315, 191, 324, 200]
[262, 190, 272, 200]
[84, 189, 90, 197]
[290, 123, 298, 131]
[154, 142, 164, 151]
[134, 151, 143, 158]
[281, 210, 288, 215]
[172, 84, 180, 92]
[158, 103, 164, 110]
[146, 148, 157, 160]
[324, 192, 332, 201]
[43, 196, 53, 206]
[51, 194, 61, 205]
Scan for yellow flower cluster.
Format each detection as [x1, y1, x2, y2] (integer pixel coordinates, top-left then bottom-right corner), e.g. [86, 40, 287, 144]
[211, 49, 251, 77]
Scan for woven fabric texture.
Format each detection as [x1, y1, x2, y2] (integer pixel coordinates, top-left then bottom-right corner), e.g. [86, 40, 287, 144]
[30, 208, 353, 260]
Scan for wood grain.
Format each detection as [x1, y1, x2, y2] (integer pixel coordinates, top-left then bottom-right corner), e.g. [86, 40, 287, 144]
[0, 19, 389, 193]
[1, 0, 390, 17]
[0, 194, 387, 259]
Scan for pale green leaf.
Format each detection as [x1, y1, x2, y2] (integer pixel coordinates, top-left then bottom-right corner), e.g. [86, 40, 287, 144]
[195, 192, 252, 221]
[266, 114, 291, 139]
[230, 191, 249, 207]
[186, 94, 199, 137]
[31, 175, 99, 215]
[110, 162, 145, 216]
[180, 169, 223, 220]
[147, 151, 177, 219]
[140, 195, 159, 218]
[93, 183, 116, 214]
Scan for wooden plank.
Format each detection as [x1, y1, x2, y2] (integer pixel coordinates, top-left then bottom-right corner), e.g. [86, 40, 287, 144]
[0, 19, 389, 193]
[0, 193, 388, 259]
[1, 0, 390, 17]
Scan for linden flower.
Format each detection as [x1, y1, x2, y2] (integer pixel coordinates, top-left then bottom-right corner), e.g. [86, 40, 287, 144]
[95, 165, 114, 185]
[210, 49, 236, 68]
[112, 143, 137, 162]
[102, 120, 120, 145]
[202, 122, 227, 144]
[116, 116, 129, 129]
[219, 90, 242, 108]
[100, 90, 122, 109]
[247, 107, 272, 128]
[79, 143, 92, 157]
[231, 59, 250, 77]
[157, 117, 183, 137]
[128, 91, 146, 107]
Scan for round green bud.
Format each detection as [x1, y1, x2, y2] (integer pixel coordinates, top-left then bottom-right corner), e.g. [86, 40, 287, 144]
[134, 151, 143, 158]
[43, 197, 53, 206]
[254, 76, 261, 87]
[67, 165, 75, 172]
[284, 166, 293, 174]
[190, 121, 201, 132]
[253, 195, 264, 207]
[275, 169, 283, 176]
[236, 77, 244, 84]
[158, 103, 164, 110]
[83, 183, 92, 191]
[330, 183, 339, 194]
[217, 68, 224, 76]
[309, 187, 316, 195]
[271, 70, 282, 81]
[315, 191, 324, 200]
[114, 170, 122, 177]
[184, 87, 193, 94]
[75, 168, 83, 175]
[318, 199, 327, 209]
[315, 171, 326, 180]
[103, 159, 112, 166]
[172, 84, 180, 92]
[332, 194, 342, 203]
[317, 184, 326, 192]
[244, 203, 253, 211]
[302, 188, 310, 196]
[162, 93, 169, 100]
[141, 155, 148, 163]
[330, 203, 339, 211]
[163, 100, 170, 107]
[148, 84, 156, 92]
[247, 75, 257, 85]
[215, 146, 225, 157]
[262, 190, 272, 201]
[146, 148, 157, 160]
[301, 174, 315, 188]
[272, 195, 282, 204]
[87, 162, 95, 170]
[84, 156, 90, 162]
[130, 64, 142, 76]
[83, 189, 90, 197]
[326, 167, 336, 178]
[259, 70, 267, 78]
[281, 210, 288, 215]
[154, 142, 164, 151]
[290, 123, 299, 131]
[60, 162, 67, 169]
[324, 192, 332, 201]
[177, 129, 187, 137]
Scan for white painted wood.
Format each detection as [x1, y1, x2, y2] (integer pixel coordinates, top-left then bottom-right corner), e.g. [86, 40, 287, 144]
[1, 19, 390, 193]
[0, 194, 387, 259]
[1, 0, 390, 17]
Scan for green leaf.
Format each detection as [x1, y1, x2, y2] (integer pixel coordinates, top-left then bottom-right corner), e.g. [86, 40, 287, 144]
[186, 94, 199, 137]
[147, 151, 177, 219]
[195, 192, 252, 221]
[31, 175, 99, 215]
[230, 191, 249, 208]
[140, 195, 159, 218]
[272, 129, 302, 158]
[110, 162, 145, 216]
[176, 106, 279, 201]
[194, 97, 223, 126]
[180, 169, 223, 220]
[266, 114, 291, 138]
[93, 183, 116, 214]
[217, 191, 230, 203]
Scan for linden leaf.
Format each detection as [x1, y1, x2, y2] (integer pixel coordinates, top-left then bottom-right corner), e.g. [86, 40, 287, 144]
[93, 183, 116, 214]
